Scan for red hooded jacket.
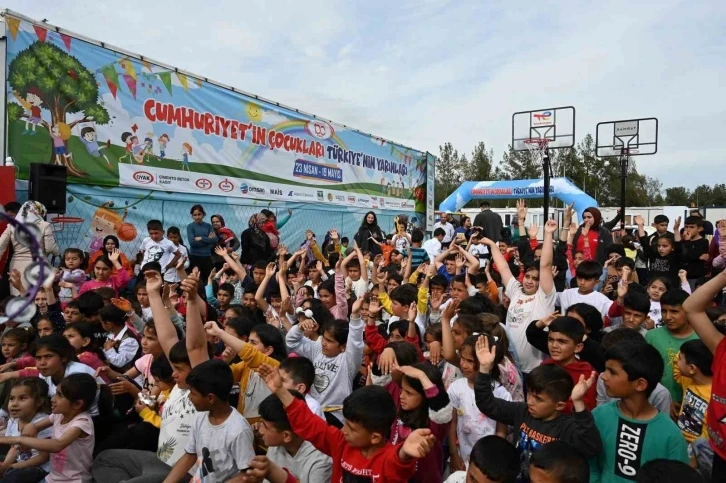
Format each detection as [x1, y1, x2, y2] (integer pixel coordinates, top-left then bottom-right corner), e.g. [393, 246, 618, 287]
[541, 358, 598, 413]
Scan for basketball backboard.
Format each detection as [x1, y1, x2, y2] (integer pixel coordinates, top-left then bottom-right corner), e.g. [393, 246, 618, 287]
[512, 106, 575, 151]
[595, 117, 658, 157]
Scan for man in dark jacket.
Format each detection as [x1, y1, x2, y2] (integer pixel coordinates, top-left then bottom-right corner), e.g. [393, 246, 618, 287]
[472, 201, 503, 243]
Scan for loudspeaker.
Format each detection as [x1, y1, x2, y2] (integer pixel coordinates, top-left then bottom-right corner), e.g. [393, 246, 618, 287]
[29, 163, 67, 214]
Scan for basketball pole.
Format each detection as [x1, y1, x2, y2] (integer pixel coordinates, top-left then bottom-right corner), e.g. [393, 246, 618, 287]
[619, 153, 628, 231]
[543, 148, 551, 221]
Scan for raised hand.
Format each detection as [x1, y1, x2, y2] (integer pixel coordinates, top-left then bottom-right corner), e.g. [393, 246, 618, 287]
[108, 248, 121, 263]
[401, 428, 436, 459]
[111, 297, 132, 313]
[544, 219, 558, 234]
[265, 262, 276, 278]
[208, 267, 217, 283]
[551, 266, 559, 277]
[214, 245, 227, 257]
[475, 334, 496, 373]
[634, 215, 645, 227]
[516, 199, 527, 222]
[258, 364, 284, 393]
[564, 202, 574, 222]
[204, 321, 223, 337]
[377, 348, 397, 375]
[718, 220, 726, 238]
[376, 270, 387, 286]
[316, 260, 324, 274]
[368, 298, 382, 319]
[428, 341, 442, 365]
[617, 279, 629, 299]
[180, 272, 199, 300]
[329, 229, 339, 240]
[679, 269, 688, 281]
[621, 265, 632, 282]
[430, 293, 445, 311]
[528, 224, 540, 239]
[441, 297, 460, 321]
[407, 301, 417, 322]
[571, 371, 597, 402]
[175, 255, 187, 271]
[674, 216, 682, 232]
[455, 253, 465, 271]
[144, 270, 163, 294]
[539, 311, 560, 327]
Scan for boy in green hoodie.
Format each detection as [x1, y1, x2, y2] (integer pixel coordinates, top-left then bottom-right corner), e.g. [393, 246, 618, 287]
[590, 340, 688, 482]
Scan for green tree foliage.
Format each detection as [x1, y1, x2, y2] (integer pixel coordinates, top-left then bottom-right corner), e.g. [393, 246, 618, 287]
[665, 187, 691, 206]
[8, 41, 110, 177]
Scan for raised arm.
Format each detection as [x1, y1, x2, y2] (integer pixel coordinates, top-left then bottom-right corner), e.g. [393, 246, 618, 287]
[484, 237, 514, 287]
[182, 272, 209, 367]
[683, 271, 726, 353]
[673, 216, 682, 242]
[539, 220, 556, 295]
[215, 246, 247, 281]
[255, 262, 277, 313]
[145, 270, 179, 359]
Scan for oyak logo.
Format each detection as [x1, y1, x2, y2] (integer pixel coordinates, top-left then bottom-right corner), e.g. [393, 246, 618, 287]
[133, 171, 154, 184]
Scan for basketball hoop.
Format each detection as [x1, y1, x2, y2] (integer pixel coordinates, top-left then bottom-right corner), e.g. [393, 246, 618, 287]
[523, 138, 551, 163]
[50, 216, 84, 233]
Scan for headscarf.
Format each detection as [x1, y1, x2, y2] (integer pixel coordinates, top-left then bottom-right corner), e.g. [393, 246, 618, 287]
[248, 213, 268, 251]
[103, 235, 121, 255]
[584, 207, 603, 229]
[15, 201, 46, 225]
[260, 210, 280, 250]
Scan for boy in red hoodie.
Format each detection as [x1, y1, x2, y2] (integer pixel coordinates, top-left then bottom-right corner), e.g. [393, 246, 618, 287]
[258, 364, 436, 483]
[529, 315, 598, 411]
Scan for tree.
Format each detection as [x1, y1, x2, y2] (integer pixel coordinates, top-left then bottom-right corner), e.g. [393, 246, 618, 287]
[8, 41, 110, 177]
[691, 185, 714, 207]
[665, 187, 691, 206]
[434, 142, 465, 206]
[463, 142, 494, 182]
[498, 145, 542, 180]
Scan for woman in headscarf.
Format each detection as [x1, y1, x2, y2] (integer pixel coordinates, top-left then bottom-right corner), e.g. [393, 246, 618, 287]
[354, 211, 384, 256]
[0, 201, 60, 295]
[210, 214, 240, 270]
[259, 208, 293, 252]
[240, 213, 273, 265]
[86, 235, 132, 276]
[570, 207, 615, 265]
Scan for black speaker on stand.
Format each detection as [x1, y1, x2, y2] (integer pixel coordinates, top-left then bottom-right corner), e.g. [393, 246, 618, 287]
[28, 163, 68, 214]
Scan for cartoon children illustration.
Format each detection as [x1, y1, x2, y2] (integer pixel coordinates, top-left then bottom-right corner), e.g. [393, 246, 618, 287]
[134, 136, 154, 164]
[78, 120, 111, 166]
[181, 143, 192, 171]
[88, 206, 137, 252]
[49, 123, 73, 166]
[120, 132, 138, 163]
[13, 87, 44, 135]
[159, 134, 169, 159]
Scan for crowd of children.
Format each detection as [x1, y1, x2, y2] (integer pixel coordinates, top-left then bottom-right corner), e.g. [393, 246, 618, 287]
[0, 200, 724, 483]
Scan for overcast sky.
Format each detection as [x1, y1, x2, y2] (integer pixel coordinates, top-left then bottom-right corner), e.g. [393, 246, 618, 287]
[4, 0, 725, 189]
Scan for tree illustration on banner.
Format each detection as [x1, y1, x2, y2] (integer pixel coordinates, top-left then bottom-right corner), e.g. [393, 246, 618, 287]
[7, 41, 110, 178]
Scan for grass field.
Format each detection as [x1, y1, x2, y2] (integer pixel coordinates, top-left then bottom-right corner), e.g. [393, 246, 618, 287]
[8, 120, 419, 199]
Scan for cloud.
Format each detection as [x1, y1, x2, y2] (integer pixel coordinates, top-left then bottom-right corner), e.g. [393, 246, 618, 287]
[261, 110, 289, 126]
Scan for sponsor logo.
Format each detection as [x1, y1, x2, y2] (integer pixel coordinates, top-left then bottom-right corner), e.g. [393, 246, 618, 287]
[133, 171, 154, 184]
[533, 111, 552, 121]
[347, 196, 356, 204]
[218, 179, 234, 192]
[371, 196, 378, 202]
[250, 186, 265, 194]
[196, 178, 212, 190]
[240, 183, 249, 194]
[317, 190, 324, 201]
[305, 120, 335, 140]
[335, 195, 346, 202]
[379, 199, 385, 208]
[270, 188, 283, 196]
[327, 193, 333, 201]
[357, 198, 370, 205]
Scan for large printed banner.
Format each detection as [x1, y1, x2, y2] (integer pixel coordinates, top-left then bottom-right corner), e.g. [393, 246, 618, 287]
[4, 14, 428, 213]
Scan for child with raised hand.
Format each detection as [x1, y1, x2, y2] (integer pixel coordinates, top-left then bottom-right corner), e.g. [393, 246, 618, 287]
[278, 356, 325, 420]
[638, 214, 682, 287]
[474, 335, 602, 479]
[683, 270, 726, 481]
[100, 304, 140, 373]
[92, 269, 209, 481]
[592, 341, 688, 481]
[203, 319, 284, 425]
[285, 281, 365, 426]
[258, 363, 436, 483]
[448, 334, 510, 473]
[482, 219, 557, 376]
[390, 362, 452, 483]
[0, 373, 97, 483]
[0, 378, 52, 482]
[78, 249, 130, 297]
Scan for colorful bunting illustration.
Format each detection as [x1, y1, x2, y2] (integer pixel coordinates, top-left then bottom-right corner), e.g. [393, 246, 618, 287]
[60, 33, 72, 51]
[159, 72, 172, 95]
[194, 78, 203, 88]
[6, 17, 20, 41]
[119, 58, 137, 80]
[122, 74, 137, 99]
[176, 72, 189, 91]
[100, 64, 120, 98]
[141, 59, 152, 72]
[33, 25, 48, 43]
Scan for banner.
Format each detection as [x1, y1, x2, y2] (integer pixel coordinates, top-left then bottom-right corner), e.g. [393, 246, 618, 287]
[4, 14, 428, 214]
